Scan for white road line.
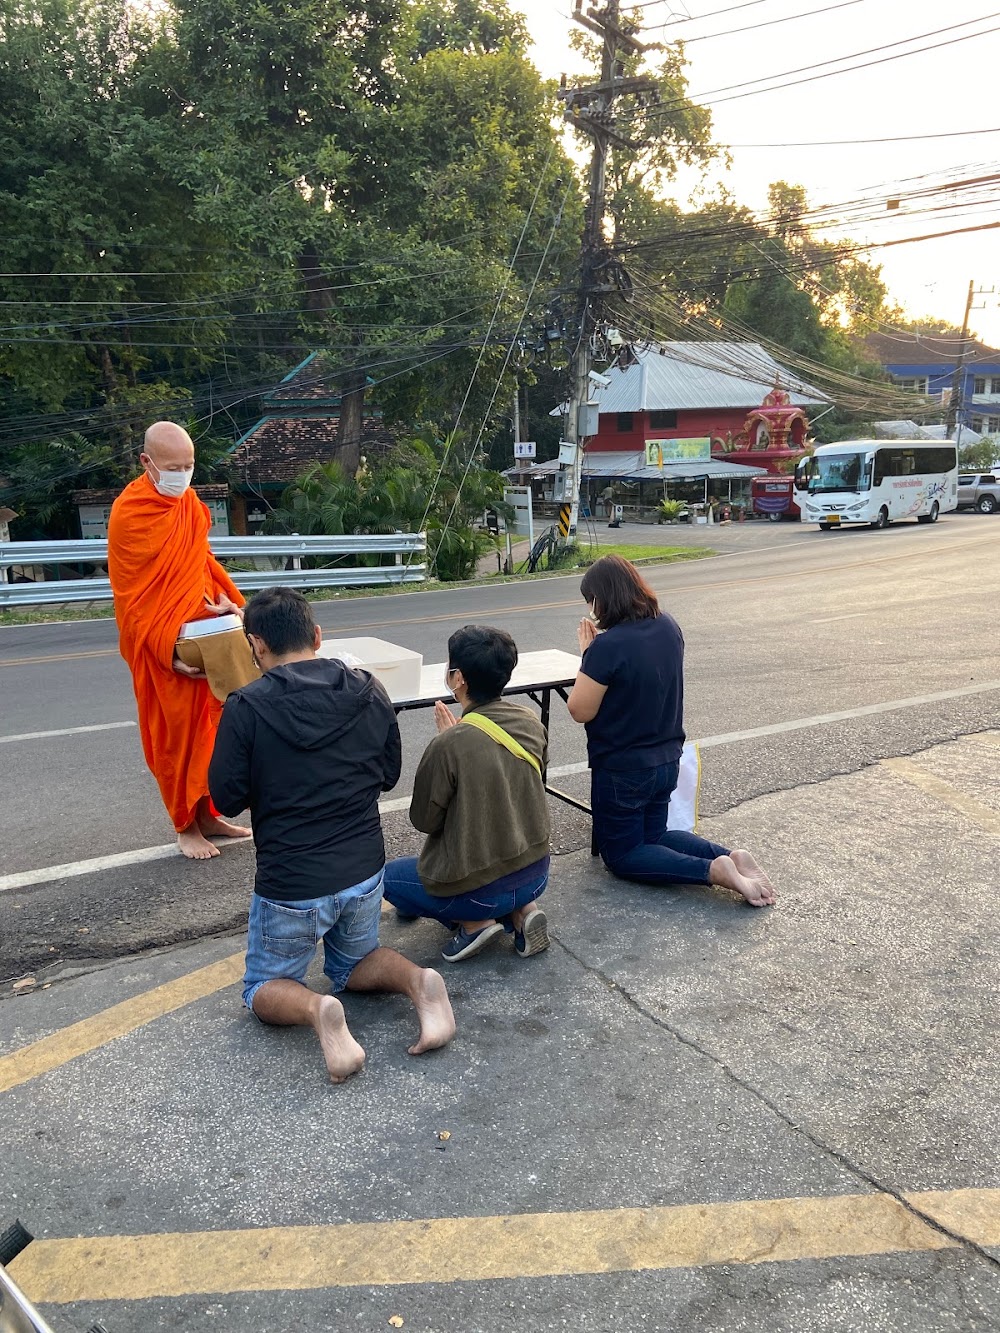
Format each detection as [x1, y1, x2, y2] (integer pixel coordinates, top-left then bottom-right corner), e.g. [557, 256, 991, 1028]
[0, 843, 182, 892]
[543, 678, 1000, 779]
[6, 676, 1000, 893]
[810, 612, 867, 624]
[691, 679, 1000, 749]
[0, 795, 411, 892]
[378, 796, 411, 814]
[0, 720, 136, 744]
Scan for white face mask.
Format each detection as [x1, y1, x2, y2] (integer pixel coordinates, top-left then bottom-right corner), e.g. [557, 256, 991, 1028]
[148, 460, 194, 498]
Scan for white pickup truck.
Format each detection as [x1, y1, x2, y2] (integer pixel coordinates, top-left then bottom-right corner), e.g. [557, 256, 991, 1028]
[957, 473, 1000, 513]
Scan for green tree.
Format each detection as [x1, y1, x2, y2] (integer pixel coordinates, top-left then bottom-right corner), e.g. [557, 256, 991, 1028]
[958, 439, 998, 470]
[164, 0, 579, 470]
[0, 0, 581, 535]
[266, 430, 509, 581]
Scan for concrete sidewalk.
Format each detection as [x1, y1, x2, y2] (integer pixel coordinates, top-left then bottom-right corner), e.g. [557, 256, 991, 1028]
[3, 734, 1000, 1331]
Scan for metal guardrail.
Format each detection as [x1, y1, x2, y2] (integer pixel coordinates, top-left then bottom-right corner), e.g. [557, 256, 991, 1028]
[0, 534, 425, 563]
[0, 534, 427, 608]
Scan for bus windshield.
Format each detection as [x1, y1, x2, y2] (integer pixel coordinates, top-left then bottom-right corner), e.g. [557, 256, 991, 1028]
[807, 452, 870, 494]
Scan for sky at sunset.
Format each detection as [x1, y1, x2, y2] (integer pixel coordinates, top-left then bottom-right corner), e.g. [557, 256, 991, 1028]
[518, 0, 1000, 346]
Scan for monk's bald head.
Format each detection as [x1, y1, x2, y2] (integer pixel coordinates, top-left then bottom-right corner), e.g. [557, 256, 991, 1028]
[143, 421, 195, 468]
[140, 421, 196, 496]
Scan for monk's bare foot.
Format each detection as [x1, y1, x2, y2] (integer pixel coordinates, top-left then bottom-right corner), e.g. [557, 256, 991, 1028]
[731, 849, 777, 901]
[408, 968, 456, 1056]
[177, 825, 221, 860]
[314, 996, 366, 1084]
[709, 855, 776, 908]
[197, 813, 252, 840]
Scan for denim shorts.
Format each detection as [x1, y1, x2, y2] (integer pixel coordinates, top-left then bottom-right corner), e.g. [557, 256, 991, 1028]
[242, 868, 384, 1010]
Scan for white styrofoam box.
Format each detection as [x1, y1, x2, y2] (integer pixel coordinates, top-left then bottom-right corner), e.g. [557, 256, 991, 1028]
[317, 636, 423, 701]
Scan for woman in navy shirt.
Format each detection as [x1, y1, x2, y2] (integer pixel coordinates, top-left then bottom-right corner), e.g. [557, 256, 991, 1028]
[567, 555, 776, 907]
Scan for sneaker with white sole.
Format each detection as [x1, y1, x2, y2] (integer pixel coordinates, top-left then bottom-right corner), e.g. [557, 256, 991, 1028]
[441, 922, 504, 963]
[514, 908, 549, 958]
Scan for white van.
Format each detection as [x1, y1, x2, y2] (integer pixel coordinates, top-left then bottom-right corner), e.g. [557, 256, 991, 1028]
[796, 440, 958, 529]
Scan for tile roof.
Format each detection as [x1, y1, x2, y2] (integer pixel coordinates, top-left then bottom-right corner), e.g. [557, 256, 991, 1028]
[263, 352, 344, 406]
[556, 342, 827, 415]
[864, 331, 1000, 368]
[72, 484, 229, 504]
[228, 415, 397, 488]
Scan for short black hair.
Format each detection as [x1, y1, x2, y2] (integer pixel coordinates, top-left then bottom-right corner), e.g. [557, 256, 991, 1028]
[448, 624, 517, 704]
[244, 587, 317, 656]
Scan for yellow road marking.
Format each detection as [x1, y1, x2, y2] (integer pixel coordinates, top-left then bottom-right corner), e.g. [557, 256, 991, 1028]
[12, 1190, 985, 1304]
[908, 1188, 1000, 1249]
[883, 757, 1000, 838]
[966, 731, 1000, 747]
[0, 647, 119, 668]
[0, 953, 243, 1095]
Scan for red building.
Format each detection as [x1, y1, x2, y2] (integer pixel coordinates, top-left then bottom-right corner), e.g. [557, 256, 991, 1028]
[584, 342, 827, 474]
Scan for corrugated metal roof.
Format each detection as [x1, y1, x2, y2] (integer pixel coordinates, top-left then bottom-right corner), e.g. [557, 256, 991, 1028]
[554, 342, 828, 415]
[508, 453, 767, 482]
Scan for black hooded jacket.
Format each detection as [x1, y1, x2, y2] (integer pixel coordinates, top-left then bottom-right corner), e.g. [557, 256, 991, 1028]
[208, 657, 401, 901]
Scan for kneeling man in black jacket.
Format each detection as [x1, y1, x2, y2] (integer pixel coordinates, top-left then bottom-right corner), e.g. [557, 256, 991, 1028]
[209, 587, 454, 1083]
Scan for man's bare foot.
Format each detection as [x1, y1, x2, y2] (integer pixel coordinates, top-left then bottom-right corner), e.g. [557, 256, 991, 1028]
[197, 813, 252, 840]
[314, 996, 366, 1083]
[709, 855, 776, 908]
[177, 825, 221, 860]
[408, 968, 456, 1056]
[730, 849, 777, 900]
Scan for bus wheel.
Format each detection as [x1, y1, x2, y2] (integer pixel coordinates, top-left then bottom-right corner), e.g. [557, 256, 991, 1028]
[918, 502, 940, 525]
[818, 522, 832, 531]
[768, 512, 781, 522]
[872, 507, 889, 530]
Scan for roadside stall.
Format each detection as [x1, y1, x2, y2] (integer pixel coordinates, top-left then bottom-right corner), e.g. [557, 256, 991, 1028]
[511, 449, 766, 524]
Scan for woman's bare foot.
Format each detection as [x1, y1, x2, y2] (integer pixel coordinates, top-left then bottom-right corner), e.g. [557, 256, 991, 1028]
[177, 824, 221, 859]
[313, 996, 366, 1083]
[709, 855, 776, 907]
[730, 850, 777, 900]
[197, 813, 252, 840]
[408, 968, 456, 1056]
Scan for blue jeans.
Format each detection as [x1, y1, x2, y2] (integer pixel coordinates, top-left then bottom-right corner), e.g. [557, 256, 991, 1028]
[591, 763, 729, 886]
[242, 868, 384, 1009]
[382, 856, 549, 927]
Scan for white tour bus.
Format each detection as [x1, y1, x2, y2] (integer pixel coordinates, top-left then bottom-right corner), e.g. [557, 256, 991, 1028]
[795, 439, 958, 530]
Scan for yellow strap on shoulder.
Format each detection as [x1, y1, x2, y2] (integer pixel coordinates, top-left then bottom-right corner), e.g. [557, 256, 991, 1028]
[460, 712, 542, 776]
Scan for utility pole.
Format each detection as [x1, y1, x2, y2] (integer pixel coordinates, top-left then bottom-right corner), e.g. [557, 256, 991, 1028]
[557, 0, 657, 540]
[947, 280, 992, 444]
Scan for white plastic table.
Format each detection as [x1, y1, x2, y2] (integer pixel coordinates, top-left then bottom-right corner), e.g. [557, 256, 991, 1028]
[321, 643, 589, 816]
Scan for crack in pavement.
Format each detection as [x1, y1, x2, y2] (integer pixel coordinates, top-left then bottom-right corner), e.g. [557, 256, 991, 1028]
[549, 932, 1000, 1278]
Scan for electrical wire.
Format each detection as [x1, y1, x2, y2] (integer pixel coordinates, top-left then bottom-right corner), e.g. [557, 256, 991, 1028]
[411, 141, 561, 544]
[679, 0, 863, 43]
[619, 12, 1000, 124]
[434, 175, 578, 569]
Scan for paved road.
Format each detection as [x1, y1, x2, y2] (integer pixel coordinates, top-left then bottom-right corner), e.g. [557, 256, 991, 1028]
[3, 514, 1000, 1332]
[2, 515, 998, 974]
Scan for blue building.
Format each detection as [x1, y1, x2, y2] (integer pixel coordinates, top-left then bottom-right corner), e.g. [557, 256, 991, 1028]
[865, 331, 1000, 436]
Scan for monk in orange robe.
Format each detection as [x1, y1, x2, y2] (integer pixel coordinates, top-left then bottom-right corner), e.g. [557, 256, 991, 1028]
[109, 421, 252, 859]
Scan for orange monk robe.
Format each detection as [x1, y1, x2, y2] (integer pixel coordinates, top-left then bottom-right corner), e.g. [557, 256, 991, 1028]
[108, 474, 245, 832]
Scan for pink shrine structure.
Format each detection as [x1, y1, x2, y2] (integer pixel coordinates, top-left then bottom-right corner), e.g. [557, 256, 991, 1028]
[711, 381, 811, 474]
